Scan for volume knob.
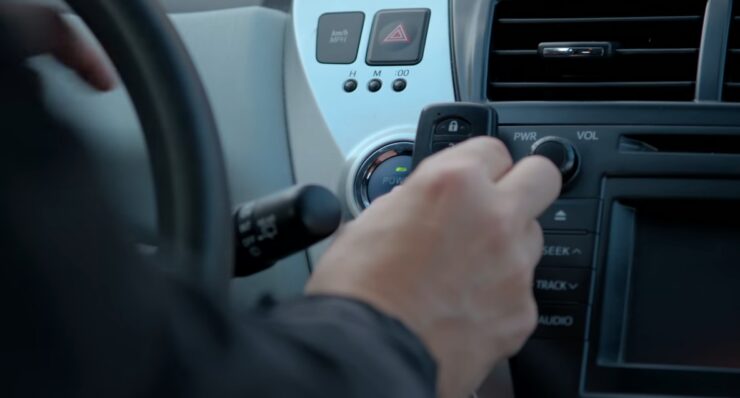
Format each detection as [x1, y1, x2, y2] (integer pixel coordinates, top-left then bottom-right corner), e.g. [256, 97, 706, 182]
[530, 137, 580, 185]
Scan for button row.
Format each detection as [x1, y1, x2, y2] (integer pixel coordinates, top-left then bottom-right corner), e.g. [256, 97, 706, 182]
[317, 9, 431, 66]
[532, 201, 597, 340]
[533, 238, 593, 340]
[343, 78, 407, 93]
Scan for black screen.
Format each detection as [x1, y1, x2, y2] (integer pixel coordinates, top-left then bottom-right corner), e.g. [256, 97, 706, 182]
[622, 200, 740, 369]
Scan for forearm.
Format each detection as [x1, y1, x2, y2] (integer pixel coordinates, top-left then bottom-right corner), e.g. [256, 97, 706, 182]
[234, 296, 437, 397]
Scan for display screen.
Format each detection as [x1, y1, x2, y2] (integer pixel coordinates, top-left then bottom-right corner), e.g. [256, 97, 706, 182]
[621, 200, 740, 369]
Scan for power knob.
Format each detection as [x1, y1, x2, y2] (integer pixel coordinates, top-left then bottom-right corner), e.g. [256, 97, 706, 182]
[530, 137, 580, 185]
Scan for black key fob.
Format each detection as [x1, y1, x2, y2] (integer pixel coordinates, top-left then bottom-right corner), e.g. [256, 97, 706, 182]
[411, 103, 498, 170]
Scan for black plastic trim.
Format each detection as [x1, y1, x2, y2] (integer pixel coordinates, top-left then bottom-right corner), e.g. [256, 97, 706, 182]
[492, 102, 740, 126]
[616, 48, 698, 55]
[447, 0, 460, 100]
[585, 179, 740, 396]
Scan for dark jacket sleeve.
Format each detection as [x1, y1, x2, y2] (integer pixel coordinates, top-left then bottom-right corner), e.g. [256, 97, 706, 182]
[0, 43, 436, 398]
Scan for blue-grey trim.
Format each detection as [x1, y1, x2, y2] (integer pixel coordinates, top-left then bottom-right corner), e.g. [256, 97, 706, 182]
[696, 0, 733, 101]
[450, 0, 497, 102]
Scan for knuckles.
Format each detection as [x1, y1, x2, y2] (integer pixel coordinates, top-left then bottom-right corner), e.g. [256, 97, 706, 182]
[478, 137, 514, 167]
[414, 160, 480, 200]
[483, 198, 520, 249]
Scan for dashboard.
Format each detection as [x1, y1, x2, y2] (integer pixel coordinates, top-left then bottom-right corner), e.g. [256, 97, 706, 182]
[289, 1, 740, 396]
[36, 0, 740, 396]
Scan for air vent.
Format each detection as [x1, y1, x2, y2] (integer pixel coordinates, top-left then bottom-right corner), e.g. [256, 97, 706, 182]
[488, 1, 707, 101]
[723, 7, 740, 101]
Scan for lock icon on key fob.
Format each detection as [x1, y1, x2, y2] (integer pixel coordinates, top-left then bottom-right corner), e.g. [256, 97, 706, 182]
[448, 120, 459, 133]
[411, 103, 498, 170]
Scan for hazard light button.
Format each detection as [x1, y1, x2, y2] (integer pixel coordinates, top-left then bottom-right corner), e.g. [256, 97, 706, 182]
[366, 9, 431, 66]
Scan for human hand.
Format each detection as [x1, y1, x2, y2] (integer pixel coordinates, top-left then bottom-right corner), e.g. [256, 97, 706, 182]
[307, 137, 561, 397]
[0, 3, 115, 91]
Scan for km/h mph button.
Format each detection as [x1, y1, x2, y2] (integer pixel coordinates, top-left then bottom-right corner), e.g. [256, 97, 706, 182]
[317, 12, 365, 64]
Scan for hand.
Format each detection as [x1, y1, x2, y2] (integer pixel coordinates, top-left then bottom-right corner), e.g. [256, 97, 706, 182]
[307, 137, 561, 397]
[0, 3, 115, 91]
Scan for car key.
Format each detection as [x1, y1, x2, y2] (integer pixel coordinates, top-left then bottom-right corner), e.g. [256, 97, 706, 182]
[411, 103, 498, 170]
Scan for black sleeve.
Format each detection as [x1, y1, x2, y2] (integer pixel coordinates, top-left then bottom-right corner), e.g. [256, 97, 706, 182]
[0, 43, 436, 398]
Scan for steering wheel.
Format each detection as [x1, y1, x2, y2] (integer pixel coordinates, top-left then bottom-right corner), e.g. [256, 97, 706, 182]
[65, 0, 233, 304]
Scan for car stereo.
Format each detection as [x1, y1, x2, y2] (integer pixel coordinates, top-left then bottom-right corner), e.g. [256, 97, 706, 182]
[348, 103, 740, 397]
[496, 125, 740, 397]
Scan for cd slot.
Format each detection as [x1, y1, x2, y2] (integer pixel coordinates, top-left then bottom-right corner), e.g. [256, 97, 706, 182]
[619, 134, 740, 154]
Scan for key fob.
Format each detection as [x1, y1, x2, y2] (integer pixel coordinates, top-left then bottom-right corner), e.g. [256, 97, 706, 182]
[411, 103, 498, 170]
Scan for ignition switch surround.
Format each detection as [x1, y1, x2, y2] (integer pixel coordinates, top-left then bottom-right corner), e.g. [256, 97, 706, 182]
[354, 141, 414, 210]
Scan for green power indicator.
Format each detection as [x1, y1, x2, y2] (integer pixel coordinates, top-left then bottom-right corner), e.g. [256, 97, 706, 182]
[395, 166, 409, 173]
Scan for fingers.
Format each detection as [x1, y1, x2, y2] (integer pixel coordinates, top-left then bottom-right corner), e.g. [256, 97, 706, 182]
[522, 220, 545, 268]
[51, 13, 116, 91]
[0, 4, 116, 91]
[0, 4, 57, 56]
[432, 137, 514, 182]
[496, 155, 562, 221]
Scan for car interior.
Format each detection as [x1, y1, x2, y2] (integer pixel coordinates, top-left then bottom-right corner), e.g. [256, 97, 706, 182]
[25, 0, 740, 396]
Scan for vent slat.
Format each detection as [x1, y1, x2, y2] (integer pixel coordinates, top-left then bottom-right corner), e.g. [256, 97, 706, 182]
[492, 81, 695, 89]
[494, 48, 698, 56]
[488, 1, 706, 102]
[615, 48, 698, 55]
[497, 16, 702, 24]
[493, 50, 539, 56]
[724, 7, 740, 101]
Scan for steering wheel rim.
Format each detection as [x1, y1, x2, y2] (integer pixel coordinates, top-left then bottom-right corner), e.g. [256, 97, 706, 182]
[65, 0, 233, 304]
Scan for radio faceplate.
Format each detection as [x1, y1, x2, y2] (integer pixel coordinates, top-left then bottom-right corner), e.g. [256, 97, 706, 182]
[500, 125, 740, 397]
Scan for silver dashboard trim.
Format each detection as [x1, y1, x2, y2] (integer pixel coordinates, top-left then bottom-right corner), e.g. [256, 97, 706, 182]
[287, 0, 456, 211]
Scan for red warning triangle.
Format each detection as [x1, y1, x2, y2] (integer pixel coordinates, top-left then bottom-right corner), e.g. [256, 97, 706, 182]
[383, 24, 411, 43]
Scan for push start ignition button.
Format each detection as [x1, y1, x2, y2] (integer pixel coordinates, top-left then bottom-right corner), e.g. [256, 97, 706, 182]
[354, 142, 414, 210]
[366, 156, 412, 203]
